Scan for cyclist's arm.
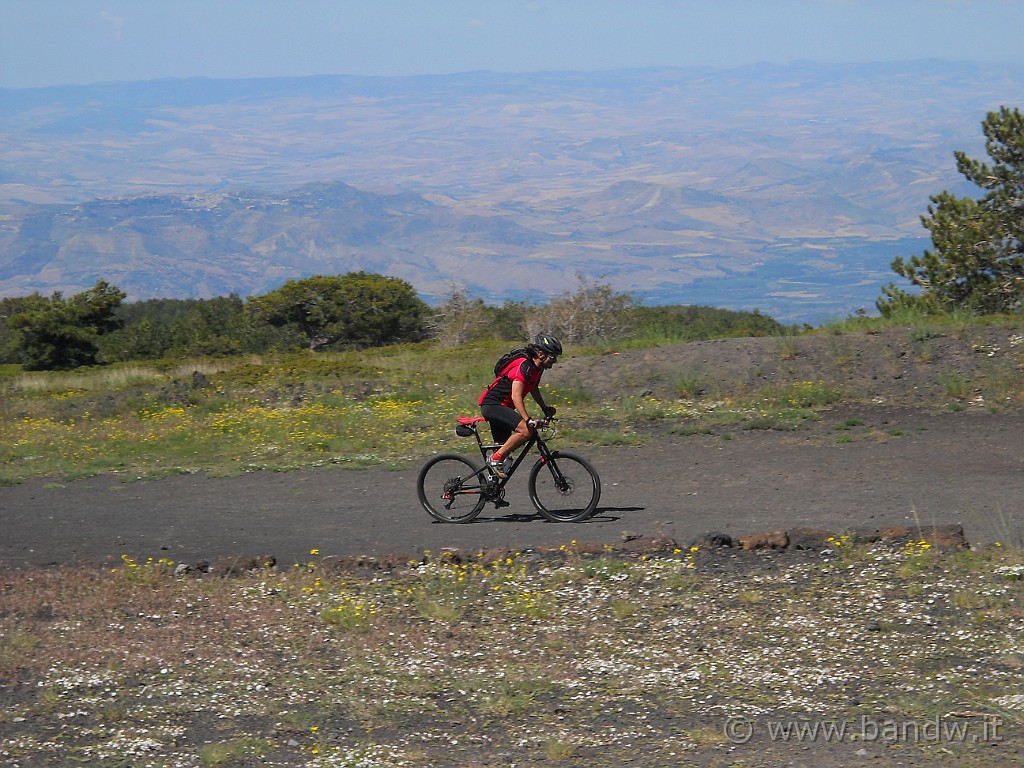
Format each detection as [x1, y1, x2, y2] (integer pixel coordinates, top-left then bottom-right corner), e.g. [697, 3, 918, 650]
[529, 388, 549, 413]
[510, 380, 531, 422]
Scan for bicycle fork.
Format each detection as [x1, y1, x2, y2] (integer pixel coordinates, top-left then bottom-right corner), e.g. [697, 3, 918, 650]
[536, 448, 571, 493]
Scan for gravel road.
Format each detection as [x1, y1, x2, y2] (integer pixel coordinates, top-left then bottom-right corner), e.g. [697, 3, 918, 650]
[3, 406, 1021, 569]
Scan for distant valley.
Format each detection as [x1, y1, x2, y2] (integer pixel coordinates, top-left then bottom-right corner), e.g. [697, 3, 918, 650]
[2, 61, 1023, 322]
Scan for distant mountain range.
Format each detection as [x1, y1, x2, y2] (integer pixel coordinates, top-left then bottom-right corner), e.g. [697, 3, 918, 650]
[2, 61, 1023, 322]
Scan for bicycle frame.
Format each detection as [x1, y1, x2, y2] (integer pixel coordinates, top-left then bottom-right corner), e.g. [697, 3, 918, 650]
[456, 416, 561, 492]
[418, 415, 601, 522]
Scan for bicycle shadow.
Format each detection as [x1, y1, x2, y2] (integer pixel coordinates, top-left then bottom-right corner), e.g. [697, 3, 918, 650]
[586, 506, 646, 522]
[468, 506, 645, 524]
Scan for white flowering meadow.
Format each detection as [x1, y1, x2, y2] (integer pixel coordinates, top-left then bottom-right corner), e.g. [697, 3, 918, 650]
[2, 540, 1022, 767]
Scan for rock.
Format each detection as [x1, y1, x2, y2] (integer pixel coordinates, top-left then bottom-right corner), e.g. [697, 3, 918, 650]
[739, 530, 789, 550]
[786, 527, 834, 551]
[877, 526, 912, 543]
[319, 553, 417, 574]
[916, 523, 969, 550]
[564, 541, 610, 556]
[615, 535, 678, 555]
[849, 528, 882, 544]
[209, 554, 276, 577]
[692, 531, 735, 549]
[436, 547, 471, 564]
[877, 523, 969, 549]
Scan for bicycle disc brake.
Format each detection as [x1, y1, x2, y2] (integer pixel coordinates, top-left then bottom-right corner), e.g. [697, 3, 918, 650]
[543, 462, 573, 495]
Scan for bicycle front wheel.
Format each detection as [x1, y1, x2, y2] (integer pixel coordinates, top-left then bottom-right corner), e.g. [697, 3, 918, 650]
[528, 450, 601, 522]
[417, 453, 488, 523]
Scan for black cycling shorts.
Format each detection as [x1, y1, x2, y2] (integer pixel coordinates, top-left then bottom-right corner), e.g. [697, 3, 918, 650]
[480, 403, 524, 444]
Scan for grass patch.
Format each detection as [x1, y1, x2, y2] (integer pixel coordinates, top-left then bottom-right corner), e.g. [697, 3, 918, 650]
[199, 738, 275, 766]
[743, 408, 820, 431]
[0, 344, 481, 484]
[2, 543, 1022, 765]
[818, 307, 1024, 336]
[2, 321, 1022, 484]
[559, 427, 642, 447]
[940, 371, 971, 400]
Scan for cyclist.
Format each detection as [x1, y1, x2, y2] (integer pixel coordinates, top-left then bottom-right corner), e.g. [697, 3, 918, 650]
[478, 333, 562, 477]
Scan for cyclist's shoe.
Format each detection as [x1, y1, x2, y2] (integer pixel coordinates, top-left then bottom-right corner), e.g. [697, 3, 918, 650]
[488, 456, 512, 478]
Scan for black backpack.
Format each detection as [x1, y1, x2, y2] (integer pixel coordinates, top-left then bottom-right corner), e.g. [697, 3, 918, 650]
[493, 347, 529, 377]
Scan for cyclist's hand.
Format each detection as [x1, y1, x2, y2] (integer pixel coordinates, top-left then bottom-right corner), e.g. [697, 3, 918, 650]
[542, 405, 557, 418]
[527, 418, 539, 430]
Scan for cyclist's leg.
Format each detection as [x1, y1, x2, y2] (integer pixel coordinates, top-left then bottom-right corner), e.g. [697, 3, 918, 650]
[481, 403, 516, 444]
[480, 404, 529, 459]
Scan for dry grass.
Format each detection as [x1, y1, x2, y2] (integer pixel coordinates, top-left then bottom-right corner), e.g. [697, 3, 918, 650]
[4, 325, 1023, 486]
[2, 542, 1023, 766]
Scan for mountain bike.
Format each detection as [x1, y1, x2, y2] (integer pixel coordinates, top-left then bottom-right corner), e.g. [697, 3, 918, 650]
[416, 416, 601, 523]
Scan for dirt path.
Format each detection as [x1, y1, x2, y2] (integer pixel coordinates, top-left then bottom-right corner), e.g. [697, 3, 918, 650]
[3, 405, 1021, 568]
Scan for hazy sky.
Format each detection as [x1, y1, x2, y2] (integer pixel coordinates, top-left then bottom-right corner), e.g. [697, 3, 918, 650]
[3, 0, 1023, 89]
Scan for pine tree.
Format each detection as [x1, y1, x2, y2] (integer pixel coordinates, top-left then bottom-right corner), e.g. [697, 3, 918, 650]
[879, 106, 1024, 315]
[8, 280, 126, 370]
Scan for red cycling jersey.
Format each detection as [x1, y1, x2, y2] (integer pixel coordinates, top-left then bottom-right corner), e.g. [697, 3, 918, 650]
[478, 357, 542, 408]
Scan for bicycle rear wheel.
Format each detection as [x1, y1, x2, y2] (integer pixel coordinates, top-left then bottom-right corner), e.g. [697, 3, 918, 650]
[417, 453, 488, 523]
[528, 450, 601, 522]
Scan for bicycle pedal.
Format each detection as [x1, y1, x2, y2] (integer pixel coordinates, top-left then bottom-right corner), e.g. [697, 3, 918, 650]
[493, 499, 510, 509]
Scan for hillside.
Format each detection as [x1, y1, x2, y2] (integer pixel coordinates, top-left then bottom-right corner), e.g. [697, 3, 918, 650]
[556, 325, 1024, 412]
[0, 182, 544, 300]
[2, 62, 1024, 321]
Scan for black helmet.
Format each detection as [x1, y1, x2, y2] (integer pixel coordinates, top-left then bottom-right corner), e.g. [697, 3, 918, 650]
[532, 333, 563, 358]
